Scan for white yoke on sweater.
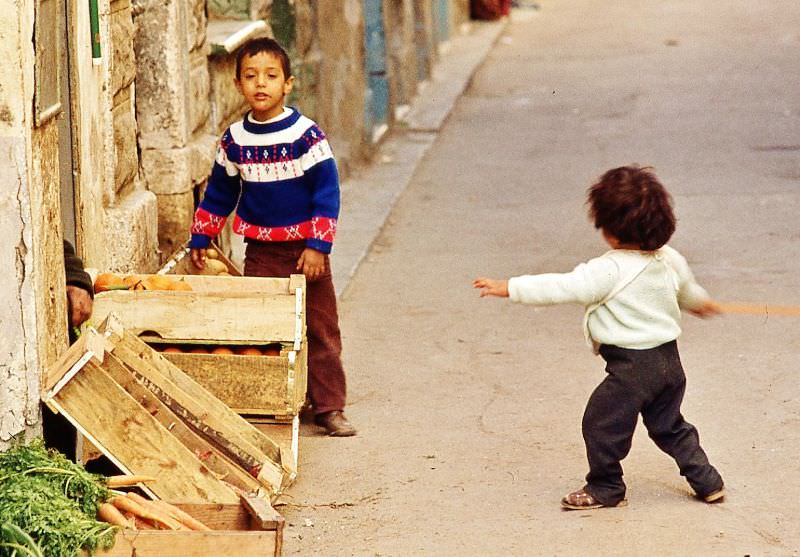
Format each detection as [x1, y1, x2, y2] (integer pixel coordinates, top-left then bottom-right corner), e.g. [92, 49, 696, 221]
[507, 246, 710, 350]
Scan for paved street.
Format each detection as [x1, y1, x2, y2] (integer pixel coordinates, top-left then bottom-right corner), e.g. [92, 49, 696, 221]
[282, 1, 800, 555]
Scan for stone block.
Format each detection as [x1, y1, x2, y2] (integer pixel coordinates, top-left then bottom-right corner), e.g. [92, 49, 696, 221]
[315, 2, 366, 166]
[133, 1, 191, 149]
[208, 0, 250, 20]
[140, 134, 217, 195]
[250, 0, 270, 20]
[188, 0, 208, 51]
[155, 190, 195, 260]
[209, 55, 247, 132]
[110, 4, 136, 95]
[102, 190, 160, 273]
[112, 87, 139, 191]
[189, 55, 212, 135]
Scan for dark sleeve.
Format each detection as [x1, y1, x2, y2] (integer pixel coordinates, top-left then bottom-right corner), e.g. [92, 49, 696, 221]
[63, 240, 94, 299]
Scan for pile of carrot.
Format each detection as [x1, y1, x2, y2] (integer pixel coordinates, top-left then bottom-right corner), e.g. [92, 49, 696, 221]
[96, 492, 211, 531]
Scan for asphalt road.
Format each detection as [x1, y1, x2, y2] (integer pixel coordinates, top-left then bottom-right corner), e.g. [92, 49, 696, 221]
[282, 1, 800, 555]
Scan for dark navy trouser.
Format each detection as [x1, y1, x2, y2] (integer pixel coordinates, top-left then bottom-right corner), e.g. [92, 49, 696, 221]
[582, 341, 723, 505]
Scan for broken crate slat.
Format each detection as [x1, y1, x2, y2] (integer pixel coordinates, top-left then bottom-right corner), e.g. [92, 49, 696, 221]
[111, 329, 294, 472]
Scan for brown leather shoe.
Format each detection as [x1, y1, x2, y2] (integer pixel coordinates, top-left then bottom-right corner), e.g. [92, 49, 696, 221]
[314, 410, 356, 437]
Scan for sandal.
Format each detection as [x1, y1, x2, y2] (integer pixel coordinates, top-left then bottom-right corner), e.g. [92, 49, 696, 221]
[702, 487, 725, 503]
[561, 488, 627, 511]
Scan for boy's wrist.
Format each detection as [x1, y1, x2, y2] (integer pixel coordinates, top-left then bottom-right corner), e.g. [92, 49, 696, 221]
[189, 233, 212, 249]
[305, 238, 332, 254]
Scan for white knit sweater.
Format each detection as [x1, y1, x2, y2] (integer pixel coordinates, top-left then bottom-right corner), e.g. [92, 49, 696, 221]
[508, 245, 710, 350]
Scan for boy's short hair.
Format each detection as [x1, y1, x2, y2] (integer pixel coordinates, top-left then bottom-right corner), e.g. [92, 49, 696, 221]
[587, 165, 676, 250]
[235, 37, 292, 80]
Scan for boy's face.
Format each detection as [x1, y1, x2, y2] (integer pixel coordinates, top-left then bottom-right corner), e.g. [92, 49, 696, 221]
[235, 51, 294, 121]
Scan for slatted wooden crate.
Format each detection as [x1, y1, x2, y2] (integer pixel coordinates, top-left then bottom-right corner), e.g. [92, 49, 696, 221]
[85, 497, 285, 557]
[44, 320, 289, 556]
[42, 319, 296, 502]
[90, 274, 307, 421]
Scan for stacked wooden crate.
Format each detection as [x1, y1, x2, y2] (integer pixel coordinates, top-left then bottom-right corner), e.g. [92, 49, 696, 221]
[90, 273, 308, 470]
[42, 320, 290, 556]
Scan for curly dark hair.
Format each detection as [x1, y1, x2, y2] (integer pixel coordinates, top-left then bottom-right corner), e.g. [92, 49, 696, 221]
[587, 165, 676, 250]
[235, 37, 291, 81]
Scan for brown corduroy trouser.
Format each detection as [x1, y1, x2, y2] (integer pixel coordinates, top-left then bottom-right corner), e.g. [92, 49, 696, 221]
[244, 240, 347, 415]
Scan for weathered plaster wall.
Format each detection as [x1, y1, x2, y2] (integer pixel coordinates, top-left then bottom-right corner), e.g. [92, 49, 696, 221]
[0, 3, 54, 449]
[208, 53, 247, 133]
[0, 133, 40, 450]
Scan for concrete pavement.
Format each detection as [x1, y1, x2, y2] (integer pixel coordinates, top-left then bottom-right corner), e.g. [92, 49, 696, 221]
[332, 18, 508, 296]
[285, 2, 800, 555]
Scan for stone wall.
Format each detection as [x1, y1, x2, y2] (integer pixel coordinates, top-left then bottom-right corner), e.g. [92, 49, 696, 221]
[73, 0, 160, 274]
[134, 0, 216, 261]
[313, 0, 367, 173]
[385, 0, 418, 113]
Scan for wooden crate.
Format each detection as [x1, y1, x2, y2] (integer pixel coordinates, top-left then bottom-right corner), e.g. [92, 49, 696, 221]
[90, 274, 307, 419]
[42, 321, 296, 502]
[86, 497, 284, 557]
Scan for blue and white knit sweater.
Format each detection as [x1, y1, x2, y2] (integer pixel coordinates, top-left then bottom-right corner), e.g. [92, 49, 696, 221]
[190, 107, 340, 254]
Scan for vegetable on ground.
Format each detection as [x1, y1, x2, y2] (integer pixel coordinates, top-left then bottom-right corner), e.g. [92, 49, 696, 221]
[0, 440, 117, 557]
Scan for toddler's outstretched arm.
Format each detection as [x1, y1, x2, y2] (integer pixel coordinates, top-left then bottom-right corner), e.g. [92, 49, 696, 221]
[473, 277, 509, 298]
[687, 299, 722, 318]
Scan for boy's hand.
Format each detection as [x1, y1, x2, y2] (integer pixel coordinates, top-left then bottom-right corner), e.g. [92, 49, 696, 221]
[297, 248, 325, 281]
[473, 277, 509, 298]
[688, 300, 722, 319]
[190, 248, 207, 270]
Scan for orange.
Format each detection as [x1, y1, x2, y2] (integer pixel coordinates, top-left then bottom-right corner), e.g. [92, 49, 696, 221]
[139, 274, 175, 291]
[262, 344, 281, 356]
[237, 347, 262, 356]
[94, 272, 125, 292]
[122, 275, 143, 289]
[211, 346, 235, 355]
[169, 279, 193, 291]
[162, 346, 183, 353]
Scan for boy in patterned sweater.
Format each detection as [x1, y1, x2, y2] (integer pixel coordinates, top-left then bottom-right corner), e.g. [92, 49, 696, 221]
[190, 37, 355, 436]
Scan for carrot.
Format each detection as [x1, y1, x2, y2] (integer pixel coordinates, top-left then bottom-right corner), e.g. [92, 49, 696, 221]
[124, 512, 157, 530]
[151, 500, 212, 531]
[106, 474, 157, 488]
[97, 502, 131, 528]
[109, 495, 182, 530]
[125, 492, 188, 531]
